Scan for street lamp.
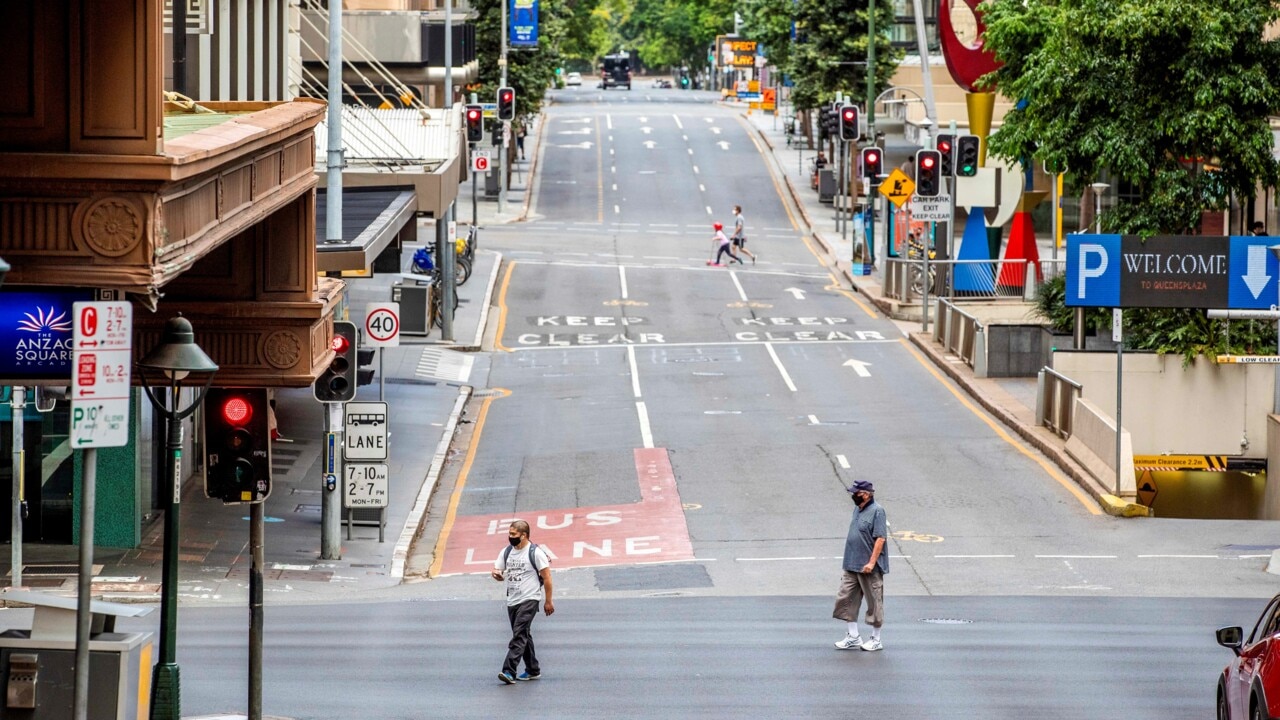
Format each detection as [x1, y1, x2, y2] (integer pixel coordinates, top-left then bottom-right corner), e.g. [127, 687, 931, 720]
[137, 315, 218, 720]
[1090, 182, 1110, 233]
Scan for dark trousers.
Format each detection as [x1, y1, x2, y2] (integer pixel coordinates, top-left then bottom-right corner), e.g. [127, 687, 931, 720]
[715, 244, 740, 265]
[503, 599, 540, 676]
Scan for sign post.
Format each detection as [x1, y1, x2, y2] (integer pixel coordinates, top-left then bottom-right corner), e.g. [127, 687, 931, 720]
[343, 401, 389, 540]
[1113, 308, 1123, 496]
[364, 302, 399, 402]
[70, 300, 131, 720]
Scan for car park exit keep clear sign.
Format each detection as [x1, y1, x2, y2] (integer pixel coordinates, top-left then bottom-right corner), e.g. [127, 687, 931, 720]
[1066, 234, 1280, 309]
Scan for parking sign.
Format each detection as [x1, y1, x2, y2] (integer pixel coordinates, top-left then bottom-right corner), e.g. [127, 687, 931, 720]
[70, 302, 132, 448]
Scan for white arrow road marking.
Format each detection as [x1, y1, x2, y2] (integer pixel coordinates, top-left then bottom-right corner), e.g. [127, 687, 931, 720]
[555, 141, 595, 149]
[717, 141, 730, 150]
[561, 118, 591, 124]
[710, 127, 721, 134]
[643, 140, 657, 149]
[1243, 244, 1272, 299]
[843, 359, 872, 377]
[642, 127, 652, 134]
[785, 287, 806, 300]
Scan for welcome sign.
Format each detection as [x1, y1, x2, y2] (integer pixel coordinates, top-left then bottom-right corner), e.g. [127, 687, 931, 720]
[0, 288, 96, 381]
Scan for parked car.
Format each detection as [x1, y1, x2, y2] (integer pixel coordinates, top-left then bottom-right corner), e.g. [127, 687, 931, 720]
[566, 72, 582, 86]
[1217, 593, 1280, 719]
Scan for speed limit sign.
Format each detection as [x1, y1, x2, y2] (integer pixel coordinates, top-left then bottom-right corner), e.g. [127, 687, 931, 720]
[364, 302, 400, 348]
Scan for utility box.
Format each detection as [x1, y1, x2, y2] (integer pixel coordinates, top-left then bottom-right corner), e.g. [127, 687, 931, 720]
[0, 591, 154, 720]
[391, 276, 432, 336]
[818, 169, 837, 203]
[484, 156, 502, 197]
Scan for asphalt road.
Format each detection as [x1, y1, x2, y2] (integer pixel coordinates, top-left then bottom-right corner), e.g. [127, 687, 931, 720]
[151, 595, 1250, 719]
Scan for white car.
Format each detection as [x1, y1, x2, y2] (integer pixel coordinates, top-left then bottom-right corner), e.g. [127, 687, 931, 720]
[566, 72, 582, 87]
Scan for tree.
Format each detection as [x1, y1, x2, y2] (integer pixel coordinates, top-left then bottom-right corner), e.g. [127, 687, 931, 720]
[981, 0, 1280, 235]
[738, 0, 795, 70]
[623, 0, 733, 71]
[787, 0, 898, 112]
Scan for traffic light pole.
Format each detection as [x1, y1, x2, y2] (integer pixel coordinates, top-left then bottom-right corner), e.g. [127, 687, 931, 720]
[499, 0, 508, 217]
[72, 447, 96, 720]
[321, 403, 342, 560]
[470, 141, 478, 226]
[248, 499, 264, 720]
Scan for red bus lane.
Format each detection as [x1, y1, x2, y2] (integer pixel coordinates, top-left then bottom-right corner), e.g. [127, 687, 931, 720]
[437, 448, 695, 575]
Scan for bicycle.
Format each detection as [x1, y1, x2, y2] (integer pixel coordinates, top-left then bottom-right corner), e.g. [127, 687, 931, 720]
[412, 243, 471, 287]
[904, 234, 937, 297]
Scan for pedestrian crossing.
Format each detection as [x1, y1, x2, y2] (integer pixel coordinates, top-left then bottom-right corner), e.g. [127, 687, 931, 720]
[415, 347, 474, 383]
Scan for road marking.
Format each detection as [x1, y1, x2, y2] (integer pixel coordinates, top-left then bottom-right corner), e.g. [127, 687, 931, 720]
[672, 114, 683, 129]
[561, 252, 589, 256]
[636, 401, 654, 448]
[612, 184, 618, 191]
[843, 358, 872, 377]
[610, 148, 615, 156]
[705, 205, 713, 215]
[1034, 555, 1117, 559]
[683, 135, 688, 141]
[494, 261, 516, 352]
[704, 410, 740, 414]
[738, 556, 817, 562]
[807, 414, 819, 424]
[728, 270, 749, 301]
[693, 165, 699, 174]
[606, 113, 613, 130]
[627, 345, 642, 398]
[427, 388, 511, 577]
[836, 454, 850, 469]
[614, 205, 620, 214]
[596, 116, 604, 223]
[935, 555, 1016, 559]
[611, 166, 616, 174]
[901, 339, 1101, 515]
[761, 343, 796, 392]
[699, 184, 706, 192]
[1137, 554, 1218, 558]
[688, 148, 694, 155]
[619, 265, 629, 299]
[785, 287, 806, 300]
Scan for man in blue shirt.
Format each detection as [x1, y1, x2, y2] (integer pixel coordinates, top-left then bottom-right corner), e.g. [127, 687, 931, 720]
[833, 480, 888, 651]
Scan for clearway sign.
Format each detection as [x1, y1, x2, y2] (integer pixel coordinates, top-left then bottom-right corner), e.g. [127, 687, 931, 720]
[70, 301, 132, 448]
[1067, 234, 1279, 309]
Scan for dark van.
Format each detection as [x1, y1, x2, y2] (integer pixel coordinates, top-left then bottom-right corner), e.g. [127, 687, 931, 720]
[601, 54, 631, 90]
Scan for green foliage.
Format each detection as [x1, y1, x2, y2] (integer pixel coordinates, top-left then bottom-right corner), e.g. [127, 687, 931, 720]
[738, 0, 796, 69]
[623, 0, 733, 69]
[787, 0, 900, 111]
[1033, 275, 1108, 334]
[473, 0, 567, 123]
[980, 0, 1280, 235]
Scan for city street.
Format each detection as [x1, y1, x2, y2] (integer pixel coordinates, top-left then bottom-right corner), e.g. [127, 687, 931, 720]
[167, 88, 1279, 718]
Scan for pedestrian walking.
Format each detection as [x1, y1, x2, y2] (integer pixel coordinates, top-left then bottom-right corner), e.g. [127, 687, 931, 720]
[1252, 221, 1267, 236]
[833, 480, 888, 652]
[731, 205, 757, 264]
[709, 222, 743, 266]
[516, 125, 528, 160]
[492, 520, 554, 684]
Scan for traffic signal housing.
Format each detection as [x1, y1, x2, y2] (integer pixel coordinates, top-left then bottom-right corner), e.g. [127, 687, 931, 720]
[314, 321, 358, 403]
[915, 149, 941, 197]
[839, 105, 860, 142]
[204, 387, 271, 504]
[465, 105, 483, 143]
[935, 134, 954, 177]
[861, 147, 883, 180]
[956, 135, 980, 177]
[357, 346, 376, 387]
[497, 87, 516, 121]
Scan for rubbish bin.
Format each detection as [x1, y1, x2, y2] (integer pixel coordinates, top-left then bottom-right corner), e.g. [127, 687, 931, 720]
[391, 274, 432, 336]
[0, 591, 154, 719]
[818, 169, 837, 204]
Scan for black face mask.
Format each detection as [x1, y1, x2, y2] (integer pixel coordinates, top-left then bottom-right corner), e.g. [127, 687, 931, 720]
[509, 536, 522, 547]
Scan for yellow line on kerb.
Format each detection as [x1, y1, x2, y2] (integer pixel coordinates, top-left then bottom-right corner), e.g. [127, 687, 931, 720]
[898, 338, 1101, 515]
[494, 261, 516, 352]
[428, 387, 513, 578]
[738, 115, 798, 233]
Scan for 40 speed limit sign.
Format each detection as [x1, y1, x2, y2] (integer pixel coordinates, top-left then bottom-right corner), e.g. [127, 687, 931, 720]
[365, 302, 400, 347]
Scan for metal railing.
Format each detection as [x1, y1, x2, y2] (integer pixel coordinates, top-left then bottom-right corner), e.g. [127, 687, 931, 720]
[1037, 366, 1082, 439]
[934, 298, 981, 366]
[884, 257, 1062, 303]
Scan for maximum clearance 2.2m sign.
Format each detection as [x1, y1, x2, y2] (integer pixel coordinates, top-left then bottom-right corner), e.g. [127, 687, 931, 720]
[1066, 234, 1280, 309]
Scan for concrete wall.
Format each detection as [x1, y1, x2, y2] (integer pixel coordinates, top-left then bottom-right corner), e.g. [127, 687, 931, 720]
[986, 326, 1044, 378]
[1065, 398, 1136, 496]
[1052, 351, 1273, 458]
[1266, 415, 1280, 520]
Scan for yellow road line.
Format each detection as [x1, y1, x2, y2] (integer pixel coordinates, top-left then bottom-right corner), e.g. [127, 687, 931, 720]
[428, 387, 513, 578]
[824, 272, 878, 319]
[494, 261, 516, 352]
[899, 338, 1101, 515]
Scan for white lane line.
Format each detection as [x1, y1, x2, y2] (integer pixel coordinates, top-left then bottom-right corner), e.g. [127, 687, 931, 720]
[764, 343, 798, 392]
[683, 135, 689, 141]
[836, 454, 850, 469]
[738, 557, 817, 562]
[614, 205, 620, 214]
[609, 135, 613, 142]
[935, 555, 1016, 559]
[704, 410, 741, 414]
[648, 255, 680, 259]
[693, 165, 700, 174]
[610, 148, 615, 156]
[611, 166, 616, 174]
[636, 401, 654, 448]
[561, 252, 589, 256]
[699, 184, 706, 192]
[672, 114, 683, 129]
[619, 265, 629, 299]
[627, 345, 642, 398]
[706, 205, 713, 215]
[687, 148, 694, 155]
[651, 223, 679, 227]
[807, 414, 819, 424]
[1240, 554, 1274, 559]
[728, 270, 749, 301]
[612, 184, 618, 191]
[606, 114, 613, 130]
[1034, 555, 1118, 559]
[1137, 554, 1219, 559]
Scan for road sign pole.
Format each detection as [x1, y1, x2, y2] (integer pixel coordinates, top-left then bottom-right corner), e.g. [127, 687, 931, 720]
[10, 386, 23, 589]
[322, 403, 343, 560]
[248, 499, 264, 720]
[72, 446, 95, 720]
[471, 141, 478, 226]
[379, 347, 385, 403]
[1114, 308, 1124, 496]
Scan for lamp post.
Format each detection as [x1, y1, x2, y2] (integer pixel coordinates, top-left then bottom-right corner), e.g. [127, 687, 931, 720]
[138, 316, 218, 720]
[1268, 246, 1280, 415]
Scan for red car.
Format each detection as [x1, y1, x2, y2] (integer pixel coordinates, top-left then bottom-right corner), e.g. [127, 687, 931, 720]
[1218, 593, 1280, 720]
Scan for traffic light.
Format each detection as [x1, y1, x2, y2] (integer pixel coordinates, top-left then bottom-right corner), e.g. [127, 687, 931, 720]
[203, 387, 271, 504]
[935, 134, 954, 177]
[916, 149, 941, 197]
[956, 134, 980, 177]
[357, 346, 376, 387]
[465, 105, 483, 143]
[861, 147, 882, 180]
[680, 74, 689, 88]
[497, 87, 516, 121]
[313, 320, 357, 403]
[839, 105, 860, 142]
[819, 105, 838, 141]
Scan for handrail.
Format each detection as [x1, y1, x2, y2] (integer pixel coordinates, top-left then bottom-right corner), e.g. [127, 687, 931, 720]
[1039, 366, 1082, 439]
[934, 297, 981, 366]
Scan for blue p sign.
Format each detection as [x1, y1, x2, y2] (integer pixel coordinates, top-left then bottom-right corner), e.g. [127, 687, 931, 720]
[1066, 235, 1121, 307]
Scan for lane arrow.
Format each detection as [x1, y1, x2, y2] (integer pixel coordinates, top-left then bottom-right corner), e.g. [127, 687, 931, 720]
[639, 116, 649, 123]
[1243, 244, 1272, 299]
[842, 359, 872, 378]
[784, 287, 806, 300]
[643, 141, 657, 149]
[642, 127, 652, 134]
[710, 127, 722, 135]
[717, 141, 730, 150]
[558, 128, 593, 135]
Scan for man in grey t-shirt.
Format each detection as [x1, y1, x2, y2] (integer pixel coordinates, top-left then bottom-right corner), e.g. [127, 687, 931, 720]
[492, 520, 555, 683]
[731, 205, 757, 264]
[832, 480, 888, 651]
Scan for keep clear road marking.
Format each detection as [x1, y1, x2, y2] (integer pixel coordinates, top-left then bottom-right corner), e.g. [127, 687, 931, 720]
[785, 288, 806, 300]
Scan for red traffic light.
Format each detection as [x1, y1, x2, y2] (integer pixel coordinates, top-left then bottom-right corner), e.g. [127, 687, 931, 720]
[842, 109, 855, 121]
[937, 140, 952, 153]
[922, 156, 936, 169]
[500, 90, 513, 103]
[332, 334, 351, 354]
[221, 397, 252, 425]
[866, 151, 879, 163]
[467, 109, 481, 121]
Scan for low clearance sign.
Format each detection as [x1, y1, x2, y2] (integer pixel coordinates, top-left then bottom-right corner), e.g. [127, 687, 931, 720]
[1066, 234, 1279, 309]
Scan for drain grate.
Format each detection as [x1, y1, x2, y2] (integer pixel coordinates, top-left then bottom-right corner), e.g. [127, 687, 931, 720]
[23, 564, 102, 576]
[919, 618, 974, 625]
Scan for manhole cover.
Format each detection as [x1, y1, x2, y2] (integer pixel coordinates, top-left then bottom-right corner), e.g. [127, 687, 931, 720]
[919, 618, 974, 625]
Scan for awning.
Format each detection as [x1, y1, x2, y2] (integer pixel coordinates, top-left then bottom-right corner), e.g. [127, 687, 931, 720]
[315, 186, 417, 273]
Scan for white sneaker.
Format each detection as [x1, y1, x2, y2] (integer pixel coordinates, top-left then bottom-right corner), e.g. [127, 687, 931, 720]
[860, 637, 883, 652]
[834, 634, 863, 650]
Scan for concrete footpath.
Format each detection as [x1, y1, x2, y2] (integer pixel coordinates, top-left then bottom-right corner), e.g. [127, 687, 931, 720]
[739, 108, 1147, 518]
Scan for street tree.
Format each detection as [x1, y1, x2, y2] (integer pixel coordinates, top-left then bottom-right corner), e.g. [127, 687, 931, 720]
[738, 0, 795, 70]
[623, 0, 733, 72]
